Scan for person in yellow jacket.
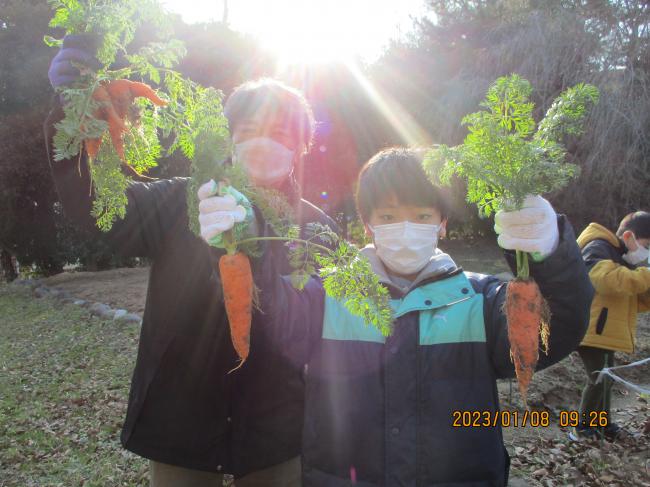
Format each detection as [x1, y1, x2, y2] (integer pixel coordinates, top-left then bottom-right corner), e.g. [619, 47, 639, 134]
[573, 211, 650, 440]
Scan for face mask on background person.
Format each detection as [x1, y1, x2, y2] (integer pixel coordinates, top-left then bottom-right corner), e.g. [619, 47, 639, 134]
[369, 221, 440, 275]
[234, 137, 295, 188]
[622, 233, 650, 265]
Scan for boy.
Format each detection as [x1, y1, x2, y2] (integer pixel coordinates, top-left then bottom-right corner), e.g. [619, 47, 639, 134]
[573, 211, 650, 440]
[47, 36, 337, 486]
[209, 147, 593, 485]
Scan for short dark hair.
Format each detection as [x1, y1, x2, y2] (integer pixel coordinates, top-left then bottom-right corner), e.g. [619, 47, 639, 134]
[355, 147, 449, 223]
[224, 78, 316, 153]
[616, 211, 650, 239]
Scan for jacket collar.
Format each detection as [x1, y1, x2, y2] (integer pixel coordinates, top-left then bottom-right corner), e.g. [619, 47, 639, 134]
[360, 245, 458, 296]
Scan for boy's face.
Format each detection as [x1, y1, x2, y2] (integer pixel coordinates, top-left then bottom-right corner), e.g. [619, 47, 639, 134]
[232, 110, 302, 189]
[622, 230, 650, 252]
[364, 196, 447, 237]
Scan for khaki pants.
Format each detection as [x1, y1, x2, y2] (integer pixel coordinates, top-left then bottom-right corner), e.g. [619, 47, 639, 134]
[150, 456, 301, 487]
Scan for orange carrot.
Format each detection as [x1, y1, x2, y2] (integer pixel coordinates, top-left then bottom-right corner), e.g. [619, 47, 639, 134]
[504, 277, 549, 406]
[218, 251, 254, 370]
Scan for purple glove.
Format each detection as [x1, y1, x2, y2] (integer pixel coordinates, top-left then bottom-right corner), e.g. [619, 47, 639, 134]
[48, 34, 102, 90]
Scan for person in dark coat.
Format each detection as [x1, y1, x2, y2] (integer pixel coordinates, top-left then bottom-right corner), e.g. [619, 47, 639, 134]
[207, 148, 593, 486]
[46, 36, 337, 486]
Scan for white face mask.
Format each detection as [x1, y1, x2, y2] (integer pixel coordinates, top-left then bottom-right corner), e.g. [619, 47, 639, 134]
[370, 221, 440, 275]
[623, 234, 650, 265]
[234, 137, 294, 187]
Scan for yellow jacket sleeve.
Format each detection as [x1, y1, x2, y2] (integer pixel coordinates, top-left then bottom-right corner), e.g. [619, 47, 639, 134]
[589, 260, 650, 296]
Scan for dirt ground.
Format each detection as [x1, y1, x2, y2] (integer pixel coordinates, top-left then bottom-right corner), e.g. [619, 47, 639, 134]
[42, 266, 149, 314]
[38, 254, 650, 486]
[500, 315, 650, 486]
[38, 238, 510, 316]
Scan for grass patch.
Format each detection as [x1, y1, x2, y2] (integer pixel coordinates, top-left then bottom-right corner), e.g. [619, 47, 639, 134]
[0, 284, 147, 486]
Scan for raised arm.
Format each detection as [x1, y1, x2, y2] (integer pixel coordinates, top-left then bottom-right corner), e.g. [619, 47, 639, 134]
[45, 36, 189, 258]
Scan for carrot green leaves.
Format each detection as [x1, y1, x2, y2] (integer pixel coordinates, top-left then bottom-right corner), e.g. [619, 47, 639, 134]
[424, 74, 599, 217]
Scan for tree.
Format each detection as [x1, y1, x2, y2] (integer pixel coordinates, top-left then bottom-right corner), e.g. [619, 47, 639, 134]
[372, 0, 650, 231]
[0, 0, 65, 277]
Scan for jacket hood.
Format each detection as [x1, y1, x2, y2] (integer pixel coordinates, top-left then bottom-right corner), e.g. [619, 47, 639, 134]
[577, 223, 621, 250]
[360, 245, 458, 295]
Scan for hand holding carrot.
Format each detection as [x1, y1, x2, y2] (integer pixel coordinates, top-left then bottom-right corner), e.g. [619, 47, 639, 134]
[197, 179, 252, 245]
[197, 179, 258, 247]
[494, 195, 559, 261]
[493, 195, 558, 405]
[197, 179, 257, 370]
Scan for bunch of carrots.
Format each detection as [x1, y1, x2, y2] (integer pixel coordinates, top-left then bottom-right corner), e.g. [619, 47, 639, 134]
[85, 79, 167, 161]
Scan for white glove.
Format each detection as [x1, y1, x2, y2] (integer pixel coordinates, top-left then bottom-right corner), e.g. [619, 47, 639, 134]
[494, 195, 559, 260]
[198, 179, 247, 244]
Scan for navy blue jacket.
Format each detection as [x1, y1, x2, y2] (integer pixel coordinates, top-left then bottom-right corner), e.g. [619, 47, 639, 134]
[257, 216, 593, 486]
